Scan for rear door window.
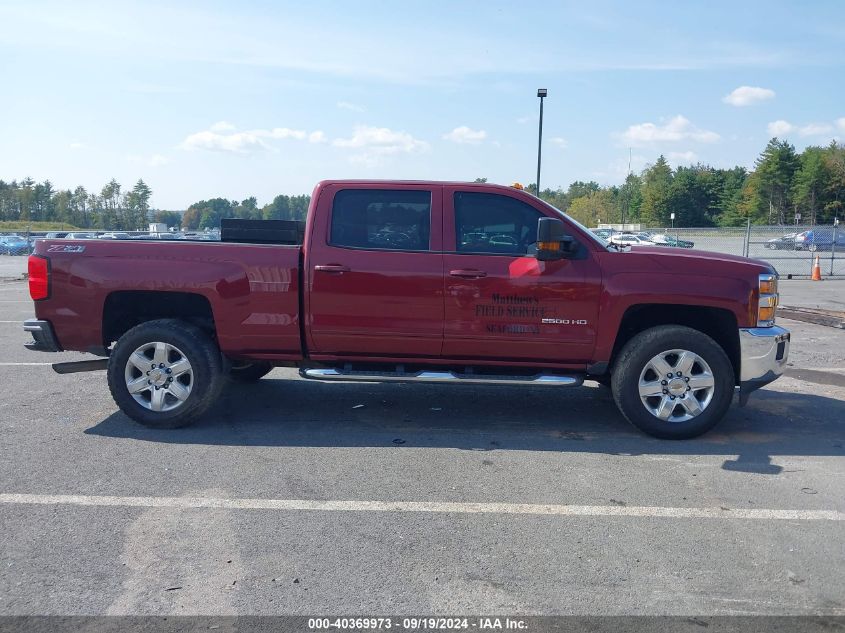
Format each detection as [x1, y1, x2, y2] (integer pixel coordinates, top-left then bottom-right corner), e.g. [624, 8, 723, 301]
[330, 189, 432, 251]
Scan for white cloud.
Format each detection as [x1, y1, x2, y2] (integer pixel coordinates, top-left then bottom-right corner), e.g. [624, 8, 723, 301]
[210, 121, 236, 132]
[126, 153, 171, 167]
[308, 130, 327, 143]
[181, 130, 273, 153]
[267, 127, 307, 140]
[799, 123, 833, 136]
[516, 114, 536, 124]
[668, 150, 698, 163]
[550, 137, 568, 149]
[837, 118, 845, 133]
[767, 120, 794, 136]
[333, 125, 429, 164]
[722, 86, 775, 107]
[181, 123, 310, 153]
[620, 115, 720, 146]
[767, 119, 836, 137]
[69, 141, 86, 149]
[149, 154, 170, 167]
[337, 101, 365, 112]
[442, 126, 487, 144]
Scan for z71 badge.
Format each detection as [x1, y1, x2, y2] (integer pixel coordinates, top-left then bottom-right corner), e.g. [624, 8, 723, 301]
[47, 244, 86, 253]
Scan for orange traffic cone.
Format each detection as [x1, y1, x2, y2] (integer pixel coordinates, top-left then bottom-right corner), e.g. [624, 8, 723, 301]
[811, 255, 822, 281]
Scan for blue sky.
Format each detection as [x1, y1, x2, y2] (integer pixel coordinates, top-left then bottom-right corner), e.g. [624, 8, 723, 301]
[1, 0, 844, 209]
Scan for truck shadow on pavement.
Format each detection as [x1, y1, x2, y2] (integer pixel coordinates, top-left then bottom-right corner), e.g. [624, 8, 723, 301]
[85, 377, 845, 475]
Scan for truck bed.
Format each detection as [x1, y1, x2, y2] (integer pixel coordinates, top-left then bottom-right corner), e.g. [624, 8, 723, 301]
[32, 239, 303, 359]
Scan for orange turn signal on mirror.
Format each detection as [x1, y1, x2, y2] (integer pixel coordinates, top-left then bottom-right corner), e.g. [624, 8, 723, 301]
[537, 241, 558, 250]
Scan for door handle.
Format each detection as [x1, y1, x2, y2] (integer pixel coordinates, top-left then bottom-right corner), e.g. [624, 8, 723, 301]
[315, 264, 351, 274]
[449, 269, 487, 279]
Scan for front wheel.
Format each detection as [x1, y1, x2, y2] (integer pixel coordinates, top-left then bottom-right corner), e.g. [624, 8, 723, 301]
[107, 319, 224, 429]
[610, 325, 735, 439]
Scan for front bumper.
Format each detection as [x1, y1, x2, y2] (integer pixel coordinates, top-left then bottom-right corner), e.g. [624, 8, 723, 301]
[23, 319, 62, 352]
[738, 325, 790, 405]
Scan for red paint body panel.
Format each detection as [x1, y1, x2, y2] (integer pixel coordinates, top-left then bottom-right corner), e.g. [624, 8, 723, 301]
[32, 180, 773, 371]
[441, 184, 601, 363]
[304, 182, 445, 356]
[33, 240, 302, 358]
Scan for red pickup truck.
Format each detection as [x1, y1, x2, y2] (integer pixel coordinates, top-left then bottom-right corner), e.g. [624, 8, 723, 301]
[24, 180, 790, 439]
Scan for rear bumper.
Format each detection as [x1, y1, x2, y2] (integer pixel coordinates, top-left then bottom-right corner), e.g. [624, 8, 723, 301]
[738, 325, 790, 404]
[23, 319, 62, 352]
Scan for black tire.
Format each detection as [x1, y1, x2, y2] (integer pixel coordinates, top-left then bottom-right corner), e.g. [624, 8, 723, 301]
[107, 319, 224, 429]
[229, 361, 273, 383]
[610, 325, 735, 439]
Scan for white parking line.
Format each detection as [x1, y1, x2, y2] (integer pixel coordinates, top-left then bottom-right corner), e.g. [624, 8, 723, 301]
[0, 493, 841, 521]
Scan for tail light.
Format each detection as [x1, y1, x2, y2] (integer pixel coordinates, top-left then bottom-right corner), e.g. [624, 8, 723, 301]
[28, 255, 50, 301]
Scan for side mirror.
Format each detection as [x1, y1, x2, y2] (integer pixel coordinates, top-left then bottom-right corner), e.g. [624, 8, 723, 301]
[536, 217, 575, 261]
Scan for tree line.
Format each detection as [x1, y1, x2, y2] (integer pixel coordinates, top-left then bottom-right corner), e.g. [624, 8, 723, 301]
[180, 194, 311, 230]
[532, 139, 845, 227]
[3, 138, 844, 231]
[0, 178, 159, 230]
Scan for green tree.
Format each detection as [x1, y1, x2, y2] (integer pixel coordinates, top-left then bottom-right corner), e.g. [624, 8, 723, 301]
[793, 147, 827, 225]
[640, 156, 673, 226]
[124, 179, 152, 229]
[153, 210, 183, 228]
[753, 138, 799, 224]
[567, 189, 616, 226]
[100, 179, 122, 229]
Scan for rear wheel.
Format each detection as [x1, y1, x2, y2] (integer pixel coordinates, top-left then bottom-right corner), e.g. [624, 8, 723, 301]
[107, 319, 224, 429]
[610, 325, 735, 439]
[229, 361, 274, 383]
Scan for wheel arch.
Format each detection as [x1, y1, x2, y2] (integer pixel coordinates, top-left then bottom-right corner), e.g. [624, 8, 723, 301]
[609, 304, 740, 384]
[102, 291, 216, 349]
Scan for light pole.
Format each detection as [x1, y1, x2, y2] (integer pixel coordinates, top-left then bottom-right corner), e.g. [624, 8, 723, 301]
[536, 88, 547, 197]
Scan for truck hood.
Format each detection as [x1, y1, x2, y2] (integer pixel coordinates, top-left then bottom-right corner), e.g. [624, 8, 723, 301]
[614, 245, 776, 276]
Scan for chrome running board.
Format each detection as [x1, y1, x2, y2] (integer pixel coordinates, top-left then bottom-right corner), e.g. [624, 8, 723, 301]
[300, 368, 582, 387]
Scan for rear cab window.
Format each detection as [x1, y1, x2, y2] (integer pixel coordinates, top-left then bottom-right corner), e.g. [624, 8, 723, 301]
[330, 189, 432, 251]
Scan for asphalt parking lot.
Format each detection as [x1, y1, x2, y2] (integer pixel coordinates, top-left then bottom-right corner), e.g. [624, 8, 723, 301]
[1, 275, 844, 616]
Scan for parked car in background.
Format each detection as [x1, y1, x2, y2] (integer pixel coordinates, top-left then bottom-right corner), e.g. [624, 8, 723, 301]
[794, 228, 845, 252]
[0, 234, 33, 255]
[766, 233, 799, 250]
[591, 228, 613, 240]
[45, 232, 69, 239]
[98, 232, 132, 240]
[608, 233, 656, 246]
[651, 234, 695, 248]
[63, 232, 95, 239]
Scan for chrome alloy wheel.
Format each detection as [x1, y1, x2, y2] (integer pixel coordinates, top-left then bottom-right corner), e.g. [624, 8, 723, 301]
[124, 341, 193, 412]
[637, 349, 715, 423]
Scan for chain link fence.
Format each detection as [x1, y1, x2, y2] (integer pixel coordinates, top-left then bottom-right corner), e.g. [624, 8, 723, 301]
[652, 224, 844, 278]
